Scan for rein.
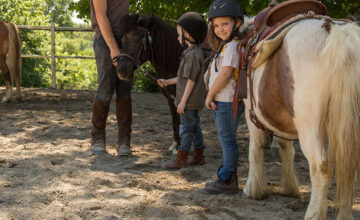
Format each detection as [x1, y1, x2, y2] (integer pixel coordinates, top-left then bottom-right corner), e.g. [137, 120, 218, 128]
[113, 27, 175, 100]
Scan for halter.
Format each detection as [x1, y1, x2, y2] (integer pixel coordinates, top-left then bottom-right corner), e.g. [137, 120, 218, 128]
[113, 27, 175, 99]
[113, 27, 154, 69]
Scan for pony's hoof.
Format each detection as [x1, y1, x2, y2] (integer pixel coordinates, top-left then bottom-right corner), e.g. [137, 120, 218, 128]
[1, 97, 10, 103]
[168, 140, 178, 152]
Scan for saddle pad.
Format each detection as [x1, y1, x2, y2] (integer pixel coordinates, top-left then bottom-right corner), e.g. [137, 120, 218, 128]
[251, 14, 307, 69]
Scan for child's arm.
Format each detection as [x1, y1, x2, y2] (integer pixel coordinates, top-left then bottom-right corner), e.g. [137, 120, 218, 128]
[205, 66, 234, 109]
[157, 77, 177, 88]
[177, 79, 195, 114]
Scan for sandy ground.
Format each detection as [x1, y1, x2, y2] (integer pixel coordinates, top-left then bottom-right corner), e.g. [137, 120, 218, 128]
[0, 87, 359, 220]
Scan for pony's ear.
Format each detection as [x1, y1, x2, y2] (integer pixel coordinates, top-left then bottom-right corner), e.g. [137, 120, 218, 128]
[139, 14, 156, 28]
[130, 14, 140, 25]
[120, 14, 140, 32]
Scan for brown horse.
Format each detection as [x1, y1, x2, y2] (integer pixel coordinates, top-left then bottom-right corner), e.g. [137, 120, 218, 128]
[0, 20, 22, 103]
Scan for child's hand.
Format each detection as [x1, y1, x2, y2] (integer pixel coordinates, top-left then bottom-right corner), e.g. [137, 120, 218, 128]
[205, 95, 217, 110]
[157, 79, 167, 88]
[177, 102, 186, 114]
[210, 101, 217, 111]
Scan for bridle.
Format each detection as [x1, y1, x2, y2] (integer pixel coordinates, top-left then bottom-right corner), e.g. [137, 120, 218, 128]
[113, 27, 155, 78]
[113, 27, 175, 99]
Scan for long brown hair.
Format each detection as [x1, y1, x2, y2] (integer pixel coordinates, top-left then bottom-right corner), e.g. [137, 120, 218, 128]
[207, 17, 242, 52]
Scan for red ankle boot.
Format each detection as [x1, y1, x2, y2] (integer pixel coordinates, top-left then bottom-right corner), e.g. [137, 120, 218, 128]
[187, 149, 205, 165]
[164, 150, 188, 169]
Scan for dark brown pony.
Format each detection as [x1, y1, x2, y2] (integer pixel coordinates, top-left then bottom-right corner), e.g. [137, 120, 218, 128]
[0, 20, 22, 103]
[116, 14, 183, 150]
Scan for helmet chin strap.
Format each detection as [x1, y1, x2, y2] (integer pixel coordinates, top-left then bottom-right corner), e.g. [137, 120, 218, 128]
[226, 25, 239, 43]
[181, 28, 198, 49]
[181, 35, 188, 49]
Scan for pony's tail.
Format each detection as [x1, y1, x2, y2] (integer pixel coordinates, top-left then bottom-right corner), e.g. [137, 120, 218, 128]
[320, 22, 360, 214]
[7, 22, 21, 85]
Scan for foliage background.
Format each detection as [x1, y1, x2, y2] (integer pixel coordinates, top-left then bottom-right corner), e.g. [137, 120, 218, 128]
[1, 0, 359, 91]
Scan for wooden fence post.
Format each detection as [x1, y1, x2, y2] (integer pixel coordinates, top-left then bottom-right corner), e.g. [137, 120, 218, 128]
[51, 22, 56, 89]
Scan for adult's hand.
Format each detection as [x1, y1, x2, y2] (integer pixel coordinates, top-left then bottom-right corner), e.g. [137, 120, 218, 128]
[111, 49, 121, 66]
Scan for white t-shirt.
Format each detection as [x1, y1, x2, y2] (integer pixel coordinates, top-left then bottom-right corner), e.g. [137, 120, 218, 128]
[208, 40, 239, 102]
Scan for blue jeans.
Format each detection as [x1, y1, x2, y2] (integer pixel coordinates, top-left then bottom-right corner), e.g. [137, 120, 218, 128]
[178, 109, 205, 152]
[214, 101, 245, 181]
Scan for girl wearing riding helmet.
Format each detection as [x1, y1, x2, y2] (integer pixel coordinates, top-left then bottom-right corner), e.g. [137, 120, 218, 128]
[202, 0, 245, 194]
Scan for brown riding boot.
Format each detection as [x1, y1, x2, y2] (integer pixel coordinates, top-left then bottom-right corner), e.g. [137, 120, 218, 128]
[187, 148, 205, 166]
[91, 98, 110, 154]
[116, 97, 132, 156]
[164, 150, 188, 170]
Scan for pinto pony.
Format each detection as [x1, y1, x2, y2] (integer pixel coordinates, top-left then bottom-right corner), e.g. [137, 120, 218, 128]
[241, 17, 360, 219]
[0, 20, 22, 103]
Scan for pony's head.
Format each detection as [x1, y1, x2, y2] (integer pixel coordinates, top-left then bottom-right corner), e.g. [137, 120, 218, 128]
[116, 14, 180, 81]
[115, 14, 149, 81]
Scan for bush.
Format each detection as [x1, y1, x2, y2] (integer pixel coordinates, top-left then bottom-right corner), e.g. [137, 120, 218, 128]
[132, 62, 159, 93]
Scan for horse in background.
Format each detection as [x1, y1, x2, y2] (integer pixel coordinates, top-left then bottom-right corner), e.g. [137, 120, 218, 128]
[238, 12, 360, 220]
[115, 14, 183, 151]
[0, 20, 22, 103]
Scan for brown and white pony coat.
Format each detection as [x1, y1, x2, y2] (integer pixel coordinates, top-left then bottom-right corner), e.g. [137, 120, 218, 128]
[0, 20, 22, 103]
[241, 17, 360, 219]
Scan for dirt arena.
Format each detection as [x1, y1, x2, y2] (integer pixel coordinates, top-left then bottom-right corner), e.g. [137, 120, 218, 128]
[0, 88, 359, 219]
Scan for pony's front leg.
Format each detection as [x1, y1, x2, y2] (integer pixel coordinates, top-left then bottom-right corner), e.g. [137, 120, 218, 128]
[243, 105, 270, 199]
[278, 140, 300, 196]
[298, 130, 330, 220]
[0, 57, 12, 103]
[163, 90, 180, 153]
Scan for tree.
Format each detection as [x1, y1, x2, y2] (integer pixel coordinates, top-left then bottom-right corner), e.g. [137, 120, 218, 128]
[71, 0, 360, 22]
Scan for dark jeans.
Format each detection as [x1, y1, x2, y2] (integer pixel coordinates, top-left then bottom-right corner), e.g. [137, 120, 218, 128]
[93, 35, 132, 102]
[214, 101, 245, 181]
[178, 109, 205, 153]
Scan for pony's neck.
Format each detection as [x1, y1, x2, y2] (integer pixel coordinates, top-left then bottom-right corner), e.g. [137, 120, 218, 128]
[145, 17, 182, 79]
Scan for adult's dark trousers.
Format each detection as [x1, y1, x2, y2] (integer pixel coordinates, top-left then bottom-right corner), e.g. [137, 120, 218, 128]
[91, 35, 132, 146]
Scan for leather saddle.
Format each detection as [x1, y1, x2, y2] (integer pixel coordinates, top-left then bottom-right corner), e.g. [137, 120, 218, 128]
[255, 0, 326, 30]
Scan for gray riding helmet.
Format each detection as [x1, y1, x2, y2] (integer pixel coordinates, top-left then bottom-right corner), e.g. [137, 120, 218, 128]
[208, 0, 244, 22]
[175, 12, 208, 44]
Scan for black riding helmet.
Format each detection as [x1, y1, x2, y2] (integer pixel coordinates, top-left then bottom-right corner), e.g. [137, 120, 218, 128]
[208, 0, 244, 22]
[175, 12, 208, 44]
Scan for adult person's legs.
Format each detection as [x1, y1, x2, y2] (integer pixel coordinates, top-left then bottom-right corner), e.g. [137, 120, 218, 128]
[91, 35, 118, 154]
